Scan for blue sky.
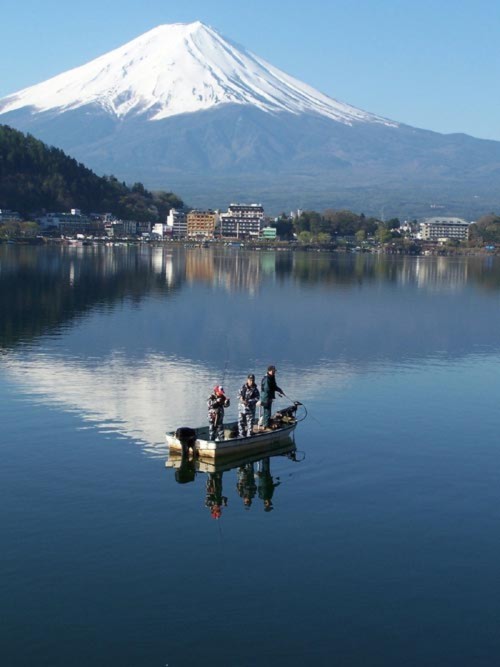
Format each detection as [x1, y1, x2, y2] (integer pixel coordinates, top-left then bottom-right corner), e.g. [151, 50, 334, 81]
[1, 0, 499, 140]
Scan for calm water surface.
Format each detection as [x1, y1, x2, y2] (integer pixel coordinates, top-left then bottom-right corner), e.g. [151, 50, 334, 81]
[2, 245, 500, 666]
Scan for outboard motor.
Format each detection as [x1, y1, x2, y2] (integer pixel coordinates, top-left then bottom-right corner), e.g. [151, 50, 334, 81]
[175, 427, 197, 457]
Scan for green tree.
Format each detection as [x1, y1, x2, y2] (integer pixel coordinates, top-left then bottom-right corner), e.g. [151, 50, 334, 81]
[316, 232, 331, 244]
[275, 218, 294, 240]
[386, 218, 400, 230]
[376, 226, 393, 244]
[355, 229, 366, 243]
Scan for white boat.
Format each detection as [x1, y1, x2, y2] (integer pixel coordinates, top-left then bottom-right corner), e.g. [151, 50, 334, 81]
[166, 402, 302, 460]
[165, 440, 298, 474]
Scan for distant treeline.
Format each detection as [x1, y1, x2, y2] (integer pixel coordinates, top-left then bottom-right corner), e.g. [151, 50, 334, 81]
[275, 209, 402, 244]
[282, 209, 500, 247]
[0, 124, 183, 220]
[469, 214, 500, 244]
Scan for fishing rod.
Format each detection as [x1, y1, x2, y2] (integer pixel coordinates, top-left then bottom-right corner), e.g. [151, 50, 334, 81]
[220, 332, 230, 387]
[279, 391, 328, 429]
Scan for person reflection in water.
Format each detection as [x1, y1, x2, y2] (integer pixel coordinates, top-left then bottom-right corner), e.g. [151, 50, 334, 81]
[205, 472, 228, 519]
[236, 463, 257, 509]
[256, 457, 281, 512]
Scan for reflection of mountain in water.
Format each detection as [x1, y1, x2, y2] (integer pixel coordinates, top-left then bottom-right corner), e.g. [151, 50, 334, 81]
[3, 246, 500, 453]
[2, 351, 344, 454]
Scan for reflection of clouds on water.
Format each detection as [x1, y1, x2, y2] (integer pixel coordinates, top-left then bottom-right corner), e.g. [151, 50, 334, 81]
[2, 351, 351, 457]
[3, 352, 208, 458]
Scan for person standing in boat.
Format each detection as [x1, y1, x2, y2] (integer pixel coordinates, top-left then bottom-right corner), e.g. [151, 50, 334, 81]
[238, 374, 260, 437]
[207, 385, 230, 441]
[260, 365, 284, 428]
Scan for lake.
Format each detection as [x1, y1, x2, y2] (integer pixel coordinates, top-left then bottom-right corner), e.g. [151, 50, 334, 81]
[2, 245, 500, 666]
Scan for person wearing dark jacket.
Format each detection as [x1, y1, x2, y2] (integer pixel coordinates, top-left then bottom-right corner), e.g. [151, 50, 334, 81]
[260, 365, 284, 428]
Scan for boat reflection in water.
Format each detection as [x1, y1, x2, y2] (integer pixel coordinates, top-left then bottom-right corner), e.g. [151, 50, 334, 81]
[165, 441, 303, 517]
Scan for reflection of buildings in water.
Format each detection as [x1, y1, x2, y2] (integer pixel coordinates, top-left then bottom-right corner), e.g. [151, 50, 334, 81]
[166, 441, 295, 516]
[260, 252, 277, 277]
[413, 257, 469, 291]
[150, 247, 184, 288]
[185, 249, 215, 284]
[215, 251, 265, 295]
[378, 256, 470, 290]
[183, 248, 276, 294]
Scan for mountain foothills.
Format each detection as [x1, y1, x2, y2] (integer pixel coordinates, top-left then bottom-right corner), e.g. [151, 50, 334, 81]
[0, 125, 182, 219]
[1, 21, 500, 217]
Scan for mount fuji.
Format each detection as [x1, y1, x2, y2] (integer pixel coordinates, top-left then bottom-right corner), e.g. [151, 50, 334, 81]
[2, 21, 500, 216]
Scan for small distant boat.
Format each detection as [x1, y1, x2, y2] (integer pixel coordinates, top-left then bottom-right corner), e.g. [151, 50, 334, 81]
[166, 402, 303, 460]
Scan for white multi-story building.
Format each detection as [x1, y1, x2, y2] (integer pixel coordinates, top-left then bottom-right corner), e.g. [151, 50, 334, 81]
[37, 210, 96, 234]
[152, 223, 169, 238]
[219, 203, 264, 238]
[419, 217, 471, 242]
[167, 209, 187, 238]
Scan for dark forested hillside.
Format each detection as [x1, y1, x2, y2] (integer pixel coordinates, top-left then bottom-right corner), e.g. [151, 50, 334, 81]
[0, 124, 183, 220]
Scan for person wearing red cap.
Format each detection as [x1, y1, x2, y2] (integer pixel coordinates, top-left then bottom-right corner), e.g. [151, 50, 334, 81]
[207, 385, 230, 441]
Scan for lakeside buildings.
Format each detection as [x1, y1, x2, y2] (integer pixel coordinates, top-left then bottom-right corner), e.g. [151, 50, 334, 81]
[186, 210, 218, 238]
[419, 217, 470, 242]
[219, 204, 264, 238]
[11, 205, 476, 246]
[0, 209, 22, 223]
[166, 209, 187, 238]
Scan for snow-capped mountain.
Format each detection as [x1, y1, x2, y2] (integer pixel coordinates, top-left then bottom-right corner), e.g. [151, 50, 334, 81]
[1, 22, 500, 216]
[0, 21, 395, 127]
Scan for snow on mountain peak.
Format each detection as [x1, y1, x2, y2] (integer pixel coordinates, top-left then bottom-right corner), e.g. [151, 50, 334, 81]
[0, 22, 396, 127]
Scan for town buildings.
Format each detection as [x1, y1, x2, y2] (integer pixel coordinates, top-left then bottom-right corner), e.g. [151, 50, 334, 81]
[186, 210, 218, 238]
[166, 208, 187, 238]
[419, 217, 470, 242]
[0, 209, 22, 223]
[219, 204, 264, 238]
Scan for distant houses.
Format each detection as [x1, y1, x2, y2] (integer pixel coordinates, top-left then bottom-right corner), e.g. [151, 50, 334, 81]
[4, 203, 478, 247]
[31, 202, 274, 241]
[36, 209, 153, 238]
[0, 209, 22, 223]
